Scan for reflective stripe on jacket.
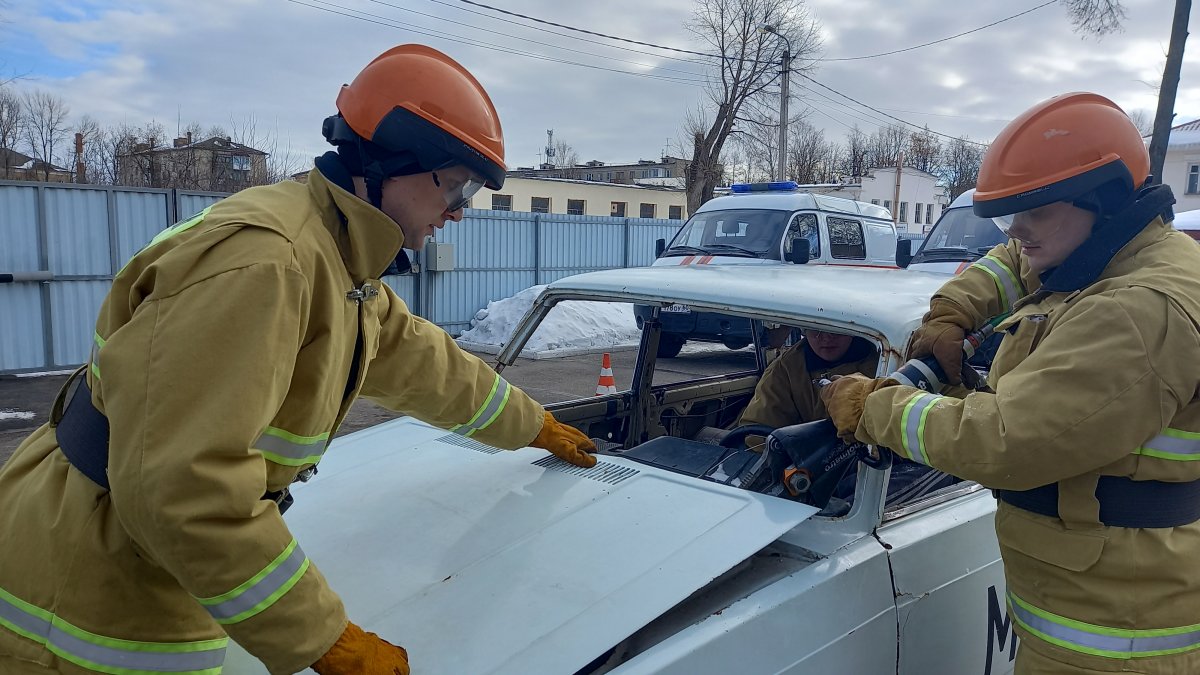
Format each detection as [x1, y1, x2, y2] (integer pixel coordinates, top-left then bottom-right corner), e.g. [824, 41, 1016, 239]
[0, 167, 545, 674]
[857, 219, 1200, 671]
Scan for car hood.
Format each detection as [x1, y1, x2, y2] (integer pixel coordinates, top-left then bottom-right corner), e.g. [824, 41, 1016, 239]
[225, 418, 818, 674]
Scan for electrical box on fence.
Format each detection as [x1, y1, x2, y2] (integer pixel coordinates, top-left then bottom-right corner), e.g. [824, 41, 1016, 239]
[426, 242, 455, 272]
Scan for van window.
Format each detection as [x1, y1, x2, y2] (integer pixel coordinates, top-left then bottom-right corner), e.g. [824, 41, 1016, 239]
[666, 209, 790, 259]
[785, 213, 820, 259]
[920, 207, 1007, 255]
[828, 217, 866, 259]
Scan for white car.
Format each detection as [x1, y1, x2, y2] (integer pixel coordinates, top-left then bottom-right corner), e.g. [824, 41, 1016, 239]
[900, 189, 1008, 274]
[1173, 208, 1200, 241]
[228, 265, 1016, 675]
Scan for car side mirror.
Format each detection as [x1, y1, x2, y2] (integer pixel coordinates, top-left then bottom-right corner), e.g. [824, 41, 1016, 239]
[896, 239, 913, 268]
[786, 238, 811, 265]
[655, 238, 667, 258]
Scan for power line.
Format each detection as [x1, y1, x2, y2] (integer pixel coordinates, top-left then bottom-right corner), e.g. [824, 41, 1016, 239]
[816, 1, 1055, 61]
[796, 73, 989, 146]
[419, 0, 709, 66]
[283, 0, 709, 85]
[361, 0, 710, 78]
[449, 0, 1054, 65]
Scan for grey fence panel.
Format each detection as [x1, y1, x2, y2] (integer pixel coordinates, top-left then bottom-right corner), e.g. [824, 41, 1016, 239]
[49, 281, 109, 367]
[539, 216, 625, 281]
[44, 187, 111, 277]
[382, 274, 417, 310]
[0, 185, 40, 273]
[114, 190, 172, 266]
[627, 219, 682, 267]
[428, 269, 536, 335]
[442, 210, 537, 270]
[176, 192, 226, 222]
[0, 285, 46, 372]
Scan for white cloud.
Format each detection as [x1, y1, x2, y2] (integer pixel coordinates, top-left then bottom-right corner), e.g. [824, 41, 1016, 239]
[2, 0, 1197, 170]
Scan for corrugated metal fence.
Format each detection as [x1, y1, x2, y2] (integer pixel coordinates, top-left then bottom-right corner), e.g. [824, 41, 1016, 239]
[0, 180, 679, 374]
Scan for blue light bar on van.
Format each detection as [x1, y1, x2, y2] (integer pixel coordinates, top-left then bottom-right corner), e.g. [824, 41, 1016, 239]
[730, 181, 799, 193]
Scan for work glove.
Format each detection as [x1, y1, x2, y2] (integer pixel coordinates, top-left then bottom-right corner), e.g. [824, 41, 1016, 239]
[531, 412, 598, 468]
[907, 299, 975, 386]
[311, 621, 409, 675]
[819, 374, 899, 442]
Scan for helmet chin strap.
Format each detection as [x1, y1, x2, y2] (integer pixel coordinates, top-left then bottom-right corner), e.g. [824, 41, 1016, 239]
[359, 137, 387, 211]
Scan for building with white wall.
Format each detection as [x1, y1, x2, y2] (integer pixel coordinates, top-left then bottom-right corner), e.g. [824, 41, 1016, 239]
[471, 176, 688, 220]
[792, 167, 948, 234]
[1157, 120, 1200, 214]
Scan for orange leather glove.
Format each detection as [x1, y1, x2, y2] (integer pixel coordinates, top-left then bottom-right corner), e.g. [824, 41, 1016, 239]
[530, 412, 598, 468]
[908, 299, 974, 385]
[312, 621, 410, 675]
[819, 374, 899, 442]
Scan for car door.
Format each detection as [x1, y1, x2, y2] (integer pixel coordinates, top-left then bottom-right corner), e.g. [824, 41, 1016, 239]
[878, 485, 1017, 675]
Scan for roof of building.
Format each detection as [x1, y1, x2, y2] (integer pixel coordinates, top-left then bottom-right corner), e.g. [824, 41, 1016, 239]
[1, 148, 70, 172]
[503, 174, 684, 192]
[1159, 119, 1200, 150]
[133, 136, 268, 156]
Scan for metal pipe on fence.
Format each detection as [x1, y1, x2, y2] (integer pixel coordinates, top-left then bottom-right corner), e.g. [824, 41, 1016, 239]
[0, 271, 53, 283]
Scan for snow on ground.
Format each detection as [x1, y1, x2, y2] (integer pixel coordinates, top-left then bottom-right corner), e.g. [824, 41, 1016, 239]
[0, 410, 36, 421]
[14, 369, 76, 378]
[456, 285, 641, 358]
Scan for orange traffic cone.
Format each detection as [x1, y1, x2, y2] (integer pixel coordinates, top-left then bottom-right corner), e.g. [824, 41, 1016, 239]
[595, 352, 617, 395]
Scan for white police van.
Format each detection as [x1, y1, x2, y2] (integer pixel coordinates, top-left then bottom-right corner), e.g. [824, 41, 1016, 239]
[227, 263, 1016, 675]
[639, 182, 899, 356]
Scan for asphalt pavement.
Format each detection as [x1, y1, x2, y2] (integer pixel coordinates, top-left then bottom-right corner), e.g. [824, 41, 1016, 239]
[0, 344, 752, 467]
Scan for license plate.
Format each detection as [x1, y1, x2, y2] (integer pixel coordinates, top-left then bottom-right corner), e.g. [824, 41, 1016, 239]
[663, 303, 691, 313]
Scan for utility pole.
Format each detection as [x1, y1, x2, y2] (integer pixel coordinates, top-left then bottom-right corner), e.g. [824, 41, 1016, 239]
[892, 151, 904, 228]
[777, 47, 791, 182]
[759, 24, 792, 182]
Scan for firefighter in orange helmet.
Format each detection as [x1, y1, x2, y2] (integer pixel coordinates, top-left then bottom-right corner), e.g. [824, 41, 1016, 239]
[0, 45, 595, 675]
[822, 92, 1200, 673]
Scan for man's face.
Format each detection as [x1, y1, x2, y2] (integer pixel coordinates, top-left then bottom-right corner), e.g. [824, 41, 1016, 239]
[805, 329, 853, 362]
[377, 166, 479, 250]
[1004, 201, 1096, 273]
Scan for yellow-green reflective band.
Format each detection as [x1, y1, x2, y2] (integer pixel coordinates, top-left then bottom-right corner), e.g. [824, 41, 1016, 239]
[0, 585, 227, 674]
[1008, 591, 1200, 659]
[90, 333, 106, 381]
[901, 392, 941, 466]
[254, 427, 330, 466]
[149, 206, 213, 248]
[451, 375, 512, 438]
[195, 539, 309, 625]
[971, 255, 1022, 313]
[1136, 428, 1200, 461]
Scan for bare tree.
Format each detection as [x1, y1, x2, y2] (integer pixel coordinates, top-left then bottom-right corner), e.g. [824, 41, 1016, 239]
[1129, 109, 1154, 137]
[1062, 0, 1126, 35]
[867, 124, 908, 170]
[907, 126, 942, 175]
[1064, 0, 1189, 186]
[684, 0, 822, 212]
[841, 124, 869, 179]
[788, 120, 828, 184]
[0, 84, 24, 178]
[22, 90, 71, 181]
[551, 139, 579, 169]
[1147, 1, 1190, 185]
[939, 136, 987, 201]
[71, 114, 102, 183]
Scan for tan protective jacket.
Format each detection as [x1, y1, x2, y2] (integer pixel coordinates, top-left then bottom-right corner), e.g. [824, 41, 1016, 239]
[0, 168, 545, 674]
[856, 218, 1200, 671]
[739, 341, 878, 429]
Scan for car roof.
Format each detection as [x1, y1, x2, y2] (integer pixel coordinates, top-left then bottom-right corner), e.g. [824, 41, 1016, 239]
[947, 188, 976, 210]
[1174, 209, 1200, 231]
[542, 264, 946, 349]
[697, 191, 893, 221]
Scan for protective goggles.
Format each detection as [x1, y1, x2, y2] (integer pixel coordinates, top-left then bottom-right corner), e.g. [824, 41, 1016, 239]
[432, 169, 486, 212]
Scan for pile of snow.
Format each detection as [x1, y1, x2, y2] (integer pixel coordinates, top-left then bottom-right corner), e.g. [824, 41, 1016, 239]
[0, 409, 36, 421]
[457, 285, 641, 358]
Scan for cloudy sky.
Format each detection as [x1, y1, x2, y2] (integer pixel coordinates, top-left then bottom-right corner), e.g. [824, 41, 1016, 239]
[0, 0, 1193, 170]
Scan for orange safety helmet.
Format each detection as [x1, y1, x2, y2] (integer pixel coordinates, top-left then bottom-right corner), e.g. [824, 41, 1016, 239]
[973, 92, 1149, 219]
[322, 44, 506, 191]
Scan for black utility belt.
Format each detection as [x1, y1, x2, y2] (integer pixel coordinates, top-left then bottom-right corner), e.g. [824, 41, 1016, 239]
[996, 476, 1200, 529]
[56, 375, 300, 514]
